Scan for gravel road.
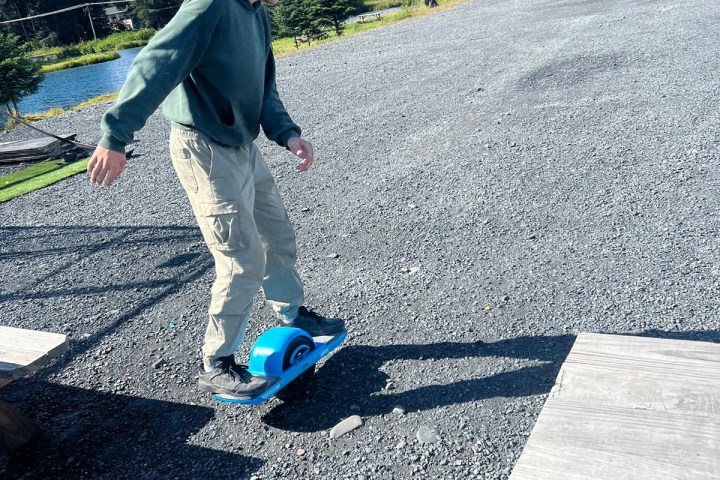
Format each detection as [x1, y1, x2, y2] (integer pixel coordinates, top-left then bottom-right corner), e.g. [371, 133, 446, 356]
[1, 0, 719, 478]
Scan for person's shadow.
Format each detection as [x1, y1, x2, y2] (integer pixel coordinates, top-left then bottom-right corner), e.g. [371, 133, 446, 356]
[3, 383, 263, 479]
[263, 329, 720, 432]
[263, 334, 577, 431]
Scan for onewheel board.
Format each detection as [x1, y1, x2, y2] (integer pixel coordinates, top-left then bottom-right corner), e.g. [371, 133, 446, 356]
[212, 328, 347, 405]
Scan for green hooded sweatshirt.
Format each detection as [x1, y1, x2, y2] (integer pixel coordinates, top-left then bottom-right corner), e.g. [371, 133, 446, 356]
[99, 0, 300, 152]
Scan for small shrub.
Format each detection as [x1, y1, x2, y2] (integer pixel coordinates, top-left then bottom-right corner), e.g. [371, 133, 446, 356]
[396, 4, 413, 18]
[58, 46, 81, 59]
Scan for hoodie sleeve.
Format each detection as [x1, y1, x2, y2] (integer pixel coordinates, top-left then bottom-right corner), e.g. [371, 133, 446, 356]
[260, 47, 301, 149]
[99, 1, 219, 152]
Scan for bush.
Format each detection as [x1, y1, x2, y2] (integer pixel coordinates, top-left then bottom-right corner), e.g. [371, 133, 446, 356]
[58, 46, 81, 59]
[114, 40, 147, 50]
[47, 29, 156, 58]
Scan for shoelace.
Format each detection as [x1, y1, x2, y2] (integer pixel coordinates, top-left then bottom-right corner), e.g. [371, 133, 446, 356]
[298, 307, 321, 321]
[229, 365, 254, 384]
[215, 360, 253, 384]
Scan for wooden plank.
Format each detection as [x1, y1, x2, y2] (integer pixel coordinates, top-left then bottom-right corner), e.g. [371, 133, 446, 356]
[0, 135, 76, 163]
[0, 398, 39, 451]
[563, 333, 720, 380]
[0, 326, 68, 358]
[511, 399, 720, 480]
[0, 326, 67, 381]
[510, 333, 720, 480]
[551, 333, 720, 416]
[0, 326, 68, 451]
[0, 135, 75, 152]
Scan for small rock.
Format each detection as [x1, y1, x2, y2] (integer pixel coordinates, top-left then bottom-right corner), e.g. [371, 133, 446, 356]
[330, 415, 363, 439]
[300, 207, 311, 212]
[326, 253, 340, 259]
[152, 358, 166, 369]
[395, 440, 406, 449]
[296, 448, 305, 456]
[416, 426, 441, 444]
[350, 404, 361, 411]
[392, 405, 406, 415]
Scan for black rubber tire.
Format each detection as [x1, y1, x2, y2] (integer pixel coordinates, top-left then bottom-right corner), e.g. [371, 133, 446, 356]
[275, 335, 316, 402]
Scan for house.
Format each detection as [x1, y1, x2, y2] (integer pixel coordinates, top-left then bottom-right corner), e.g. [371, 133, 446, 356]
[104, 5, 137, 30]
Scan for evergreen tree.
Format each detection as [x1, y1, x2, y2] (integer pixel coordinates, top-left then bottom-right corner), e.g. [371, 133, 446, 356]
[0, 32, 43, 115]
[310, 0, 362, 37]
[0, 0, 111, 47]
[272, 0, 319, 39]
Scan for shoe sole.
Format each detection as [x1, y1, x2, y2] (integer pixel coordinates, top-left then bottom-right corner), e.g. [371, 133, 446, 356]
[198, 381, 266, 398]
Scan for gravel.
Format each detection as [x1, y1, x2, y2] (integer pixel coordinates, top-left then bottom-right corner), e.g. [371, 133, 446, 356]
[1, 0, 719, 478]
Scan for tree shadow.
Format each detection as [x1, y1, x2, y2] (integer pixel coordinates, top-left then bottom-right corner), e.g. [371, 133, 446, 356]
[0, 225, 214, 376]
[2, 383, 262, 479]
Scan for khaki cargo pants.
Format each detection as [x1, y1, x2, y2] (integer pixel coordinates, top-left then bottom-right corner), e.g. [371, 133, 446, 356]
[169, 128, 304, 364]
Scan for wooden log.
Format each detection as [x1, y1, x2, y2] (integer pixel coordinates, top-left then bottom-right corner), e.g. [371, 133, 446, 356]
[0, 398, 39, 451]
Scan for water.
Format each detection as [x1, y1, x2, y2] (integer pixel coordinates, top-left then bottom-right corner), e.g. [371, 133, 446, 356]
[18, 47, 142, 115]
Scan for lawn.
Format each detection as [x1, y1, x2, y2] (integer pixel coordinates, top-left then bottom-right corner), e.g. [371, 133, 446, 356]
[0, 158, 89, 203]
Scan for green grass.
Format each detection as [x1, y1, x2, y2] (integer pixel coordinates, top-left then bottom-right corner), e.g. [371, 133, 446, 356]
[29, 28, 156, 73]
[0, 158, 89, 203]
[40, 51, 120, 73]
[273, 0, 464, 56]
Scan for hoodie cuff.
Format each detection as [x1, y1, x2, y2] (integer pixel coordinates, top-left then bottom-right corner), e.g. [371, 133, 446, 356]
[98, 133, 127, 153]
[278, 127, 301, 150]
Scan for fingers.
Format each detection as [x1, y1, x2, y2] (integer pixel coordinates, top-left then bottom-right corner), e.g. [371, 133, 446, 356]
[297, 157, 313, 172]
[88, 147, 126, 186]
[292, 139, 314, 172]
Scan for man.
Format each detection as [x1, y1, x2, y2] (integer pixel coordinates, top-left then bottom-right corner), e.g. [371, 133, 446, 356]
[88, 0, 344, 399]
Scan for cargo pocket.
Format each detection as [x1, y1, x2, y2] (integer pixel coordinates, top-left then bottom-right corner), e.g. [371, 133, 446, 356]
[200, 201, 244, 251]
[170, 144, 198, 193]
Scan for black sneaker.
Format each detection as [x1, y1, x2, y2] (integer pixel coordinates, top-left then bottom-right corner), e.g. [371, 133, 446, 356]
[282, 306, 345, 337]
[198, 355, 268, 397]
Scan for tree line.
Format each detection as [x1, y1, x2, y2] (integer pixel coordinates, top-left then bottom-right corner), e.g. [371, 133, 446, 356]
[0, 0, 368, 115]
[0, 0, 366, 48]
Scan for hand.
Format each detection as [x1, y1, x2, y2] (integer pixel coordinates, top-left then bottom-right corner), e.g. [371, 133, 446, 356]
[287, 137, 314, 172]
[88, 146, 126, 186]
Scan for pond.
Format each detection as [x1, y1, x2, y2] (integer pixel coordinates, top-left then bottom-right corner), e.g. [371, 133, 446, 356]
[18, 47, 142, 115]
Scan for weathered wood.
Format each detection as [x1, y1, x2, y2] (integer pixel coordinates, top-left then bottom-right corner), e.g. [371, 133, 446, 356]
[0, 326, 68, 451]
[0, 134, 76, 163]
[510, 333, 720, 480]
[0, 398, 39, 451]
[0, 326, 68, 382]
[551, 334, 720, 416]
[511, 399, 720, 480]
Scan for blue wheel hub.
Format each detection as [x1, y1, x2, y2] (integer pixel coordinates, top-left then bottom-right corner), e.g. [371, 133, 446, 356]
[248, 326, 314, 377]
